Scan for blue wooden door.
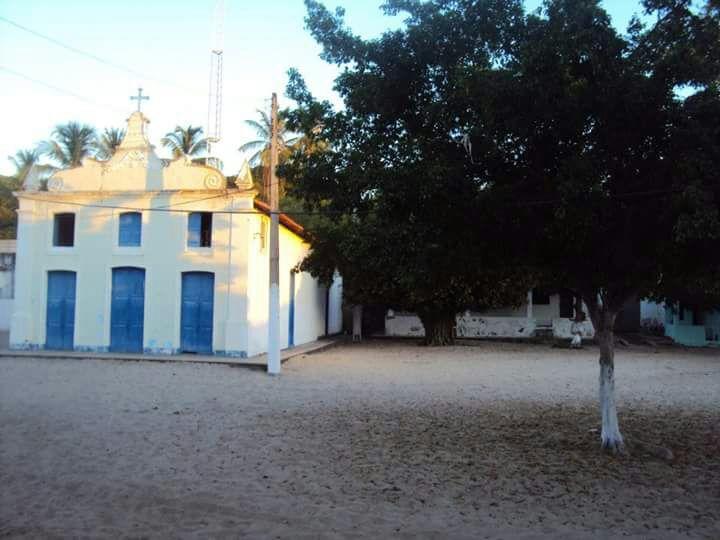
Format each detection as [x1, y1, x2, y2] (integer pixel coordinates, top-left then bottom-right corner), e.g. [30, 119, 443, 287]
[288, 272, 295, 347]
[181, 272, 214, 353]
[110, 267, 145, 352]
[46, 271, 76, 350]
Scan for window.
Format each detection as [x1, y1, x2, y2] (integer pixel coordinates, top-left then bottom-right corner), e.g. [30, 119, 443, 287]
[53, 213, 75, 247]
[532, 288, 551, 305]
[0, 253, 14, 299]
[188, 212, 212, 247]
[118, 212, 142, 247]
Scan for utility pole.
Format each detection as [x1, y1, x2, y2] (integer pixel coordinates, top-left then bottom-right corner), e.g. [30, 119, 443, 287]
[267, 93, 281, 374]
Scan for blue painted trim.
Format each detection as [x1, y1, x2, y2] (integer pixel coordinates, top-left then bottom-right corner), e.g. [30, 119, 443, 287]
[9, 342, 42, 351]
[11, 343, 247, 359]
[214, 350, 248, 358]
[288, 272, 295, 347]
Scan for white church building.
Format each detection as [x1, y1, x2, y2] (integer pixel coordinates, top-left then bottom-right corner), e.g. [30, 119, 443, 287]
[9, 110, 342, 357]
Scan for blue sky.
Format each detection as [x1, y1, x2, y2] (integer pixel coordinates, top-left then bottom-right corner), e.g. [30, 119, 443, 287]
[0, 0, 648, 176]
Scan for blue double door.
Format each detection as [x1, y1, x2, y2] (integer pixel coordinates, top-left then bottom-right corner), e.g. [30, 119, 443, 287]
[180, 272, 214, 353]
[110, 267, 146, 353]
[46, 271, 76, 350]
[288, 272, 295, 347]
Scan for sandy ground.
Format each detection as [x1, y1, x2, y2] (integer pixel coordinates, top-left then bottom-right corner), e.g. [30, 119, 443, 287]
[1, 340, 718, 539]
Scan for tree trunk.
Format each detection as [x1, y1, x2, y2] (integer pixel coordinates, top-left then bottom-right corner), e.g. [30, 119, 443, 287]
[418, 310, 456, 346]
[596, 322, 625, 454]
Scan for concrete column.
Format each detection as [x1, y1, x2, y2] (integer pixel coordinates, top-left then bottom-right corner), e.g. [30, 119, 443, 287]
[526, 289, 533, 319]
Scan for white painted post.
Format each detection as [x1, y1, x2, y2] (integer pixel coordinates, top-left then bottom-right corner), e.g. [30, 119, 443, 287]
[267, 93, 281, 375]
[352, 305, 362, 342]
[526, 289, 533, 320]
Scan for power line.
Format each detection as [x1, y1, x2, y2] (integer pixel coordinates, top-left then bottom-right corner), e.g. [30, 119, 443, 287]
[0, 15, 203, 96]
[15, 185, 687, 216]
[0, 66, 125, 113]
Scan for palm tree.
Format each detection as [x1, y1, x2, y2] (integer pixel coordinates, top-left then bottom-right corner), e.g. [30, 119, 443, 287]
[43, 122, 97, 168]
[9, 149, 55, 184]
[2, 148, 55, 236]
[238, 110, 302, 201]
[161, 125, 208, 161]
[95, 127, 125, 160]
[238, 109, 299, 167]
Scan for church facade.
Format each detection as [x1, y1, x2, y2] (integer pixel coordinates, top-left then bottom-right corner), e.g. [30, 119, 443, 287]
[9, 110, 342, 357]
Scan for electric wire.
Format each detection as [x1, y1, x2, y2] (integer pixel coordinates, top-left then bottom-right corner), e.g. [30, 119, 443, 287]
[14, 186, 688, 216]
[0, 66, 125, 113]
[0, 16, 203, 96]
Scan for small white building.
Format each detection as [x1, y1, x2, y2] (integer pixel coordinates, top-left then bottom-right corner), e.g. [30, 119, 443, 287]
[9, 110, 342, 357]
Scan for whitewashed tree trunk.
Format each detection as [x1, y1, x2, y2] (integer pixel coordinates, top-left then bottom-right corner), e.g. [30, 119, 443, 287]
[597, 327, 625, 453]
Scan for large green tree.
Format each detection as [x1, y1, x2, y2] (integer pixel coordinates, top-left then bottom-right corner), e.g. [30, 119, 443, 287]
[289, 0, 719, 450]
[457, 0, 720, 451]
[283, 0, 531, 345]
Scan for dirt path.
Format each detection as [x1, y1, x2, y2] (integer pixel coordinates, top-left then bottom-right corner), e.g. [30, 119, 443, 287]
[1, 341, 718, 538]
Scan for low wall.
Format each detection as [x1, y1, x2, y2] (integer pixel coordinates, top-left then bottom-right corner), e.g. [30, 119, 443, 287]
[456, 314, 536, 338]
[385, 313, 425, 337]
[384, 312, 540, 339]
[552, 318, 595, 339]
[385, 311, 599, 340]
[665, 322, 707, 347]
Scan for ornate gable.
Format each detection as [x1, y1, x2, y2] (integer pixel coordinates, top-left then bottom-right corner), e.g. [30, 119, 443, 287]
[46, 111, 226, 193]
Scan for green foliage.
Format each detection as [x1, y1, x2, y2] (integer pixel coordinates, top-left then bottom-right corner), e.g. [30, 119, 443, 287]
[283, 0, 533, 342]
[460, 0, 720, 325]
[95, 127, 125, 160]
[286, 0, 719, 343]
[42, 122, 97, 168]
[161, 125, 208, 160]
[2, 148, 56, 238]
[0, 174, 21, 239]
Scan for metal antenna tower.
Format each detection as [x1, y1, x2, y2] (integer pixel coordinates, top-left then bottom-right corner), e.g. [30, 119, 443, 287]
[206, 0, 224, 168]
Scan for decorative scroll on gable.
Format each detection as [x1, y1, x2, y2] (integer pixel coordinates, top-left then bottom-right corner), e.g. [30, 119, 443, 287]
[46, 111, 226, 192]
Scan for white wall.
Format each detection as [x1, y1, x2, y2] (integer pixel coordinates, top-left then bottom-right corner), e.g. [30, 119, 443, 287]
[327, 273, 343, 334]
[641, 300, 665, 324]
[384, 295, 595, 340]
[246, 215, 332, 357]
[481, 293, 560, 324]
[10, 192, 253, 354]
[385, 312, 537, 339]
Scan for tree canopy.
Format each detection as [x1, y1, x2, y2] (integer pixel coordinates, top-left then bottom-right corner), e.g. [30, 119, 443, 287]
[284, 0, 719, 448]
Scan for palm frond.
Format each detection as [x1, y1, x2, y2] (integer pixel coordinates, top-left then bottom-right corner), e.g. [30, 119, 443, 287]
[238, 140, 266, 153]
[245, 119, 270, 139]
